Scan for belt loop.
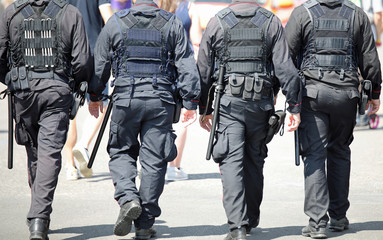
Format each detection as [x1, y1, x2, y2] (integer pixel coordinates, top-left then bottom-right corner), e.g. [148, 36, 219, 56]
[152, 75, 158, 88]
[129, 75, 134, 98]
[318, 68, 323, 80]
[340, 69, 344, 80]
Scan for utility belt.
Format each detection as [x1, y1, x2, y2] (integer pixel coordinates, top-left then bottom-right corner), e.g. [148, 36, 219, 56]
[113, 80, 173, 96]
[224, 74, 273, 100]
[6, 66, 69, 91]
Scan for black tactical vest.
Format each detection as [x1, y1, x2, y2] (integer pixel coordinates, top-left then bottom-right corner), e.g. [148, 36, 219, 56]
[9, 0, 69, 75]
[301, 0, 357, 79]
[112, 8, 176, 88]
[216, 7, 274, 101]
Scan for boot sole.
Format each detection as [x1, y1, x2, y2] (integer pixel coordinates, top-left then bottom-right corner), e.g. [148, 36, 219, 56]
[30, 232, 49, 240]
[114, 205, 142, 236]
[302, 232, 327, 239]
[329, 225, 349, 232]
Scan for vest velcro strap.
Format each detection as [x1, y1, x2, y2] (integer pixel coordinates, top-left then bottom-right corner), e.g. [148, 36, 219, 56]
[127, 46, 161, 59]
[229, 28, 262, 41]
[227, 62, 263, 73]
[316, 19, 349, 31]
[315, 37, 348, 50]
[126, 28, 161, 42]
[126, 61, 162, 75]
[315, 54, 347, 67]
[228, 46, 263, 58]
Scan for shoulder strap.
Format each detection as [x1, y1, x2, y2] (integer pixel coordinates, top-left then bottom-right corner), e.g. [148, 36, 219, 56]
[43, 0, 67, 18]
[251, 7, 272, 28]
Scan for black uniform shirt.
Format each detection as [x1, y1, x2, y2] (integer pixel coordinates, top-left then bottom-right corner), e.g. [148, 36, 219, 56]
[285, 0, 382, 100]
[197, 0, 302, 115]
[90, 0, 201, 110]
[0, 0, 91, 89]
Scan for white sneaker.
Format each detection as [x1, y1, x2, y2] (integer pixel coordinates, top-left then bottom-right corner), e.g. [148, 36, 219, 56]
[73, 145, 93, 178]
[166, 167, 188, 181]
[66, 167, 80, 181]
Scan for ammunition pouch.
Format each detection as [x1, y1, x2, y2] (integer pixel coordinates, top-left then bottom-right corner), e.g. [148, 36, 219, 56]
[69, 81, 88, 120]
[227, 74, 272, 100]
[358, 80, 372, 115]
[265, 110, 286, 144]
[6, 67, 30, 92]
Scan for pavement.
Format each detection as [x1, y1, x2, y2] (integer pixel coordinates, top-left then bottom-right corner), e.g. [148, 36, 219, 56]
[1, 56, 383, 240]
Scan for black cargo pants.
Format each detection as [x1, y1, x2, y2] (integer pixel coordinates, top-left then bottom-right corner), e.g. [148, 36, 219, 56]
[13, 79, 72, 220]
[108, 95, 177, 229]
[299, 84, 358, 227]
[213, 95, 271, 230]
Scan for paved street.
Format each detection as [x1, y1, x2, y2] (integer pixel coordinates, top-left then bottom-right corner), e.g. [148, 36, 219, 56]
[1, 58, 383, 240]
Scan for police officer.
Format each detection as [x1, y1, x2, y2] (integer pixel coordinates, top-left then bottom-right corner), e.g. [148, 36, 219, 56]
[87, 0, 201, 238]
[197, 0, 302, 239]
[285, 0, 382, 238]
[0, 0, 91, 239]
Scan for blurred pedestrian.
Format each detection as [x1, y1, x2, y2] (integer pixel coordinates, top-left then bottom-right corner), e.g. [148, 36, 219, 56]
[159, 0, 202, 181]
[63, 0, 113, 180]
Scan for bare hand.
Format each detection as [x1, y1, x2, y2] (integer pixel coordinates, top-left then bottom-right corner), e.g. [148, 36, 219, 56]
[199, 114, 213, 132]
[181, 109, 197, 127]
[369, 99, 380, 115]
[287, 113, 300, 132]
[88, 101, 104, 118]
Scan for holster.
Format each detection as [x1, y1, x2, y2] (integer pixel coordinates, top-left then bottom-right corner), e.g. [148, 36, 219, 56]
[173, 92, 182, 123]
[358, 80, 372, 115]
[265, 110, 286, 144]
[69, 81, 88, 120]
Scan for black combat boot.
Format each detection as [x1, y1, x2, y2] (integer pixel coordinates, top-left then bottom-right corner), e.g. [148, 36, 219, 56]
[113, 199, 142, 236]
[224, 226, 246, 240]
[29, 218, 50, 240]
[135, 227, 157, 239]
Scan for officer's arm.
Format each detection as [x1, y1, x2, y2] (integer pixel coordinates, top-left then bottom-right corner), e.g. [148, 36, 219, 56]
[285, 7, 304, 68]
[197, 17, 219, 116]
[0, 7, 11, 84]
[172, 17, 201, 110]
[356, 9, 382, 100]
[270, 16, 302, 114]
[64, 6, 92, 85]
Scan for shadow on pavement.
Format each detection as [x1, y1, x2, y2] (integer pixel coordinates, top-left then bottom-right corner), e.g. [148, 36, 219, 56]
[46, 220, 383, 240]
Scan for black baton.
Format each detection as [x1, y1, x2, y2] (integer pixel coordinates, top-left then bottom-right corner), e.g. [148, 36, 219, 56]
[295, 129, 300, 166]
[8, 91, 14, 169]
[87, 96, 113, 169]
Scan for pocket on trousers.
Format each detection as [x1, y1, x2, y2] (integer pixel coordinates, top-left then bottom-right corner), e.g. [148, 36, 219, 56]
[163, 130, 177, 162]
[212, 125, 229, 163]
[107, 121, 120, 152]
[14, 121, 31, 146]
